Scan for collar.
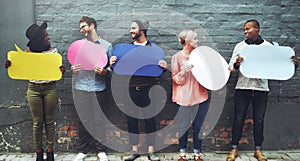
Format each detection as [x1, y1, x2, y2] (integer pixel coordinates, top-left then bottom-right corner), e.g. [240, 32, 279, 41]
[245, 35, 264, 45]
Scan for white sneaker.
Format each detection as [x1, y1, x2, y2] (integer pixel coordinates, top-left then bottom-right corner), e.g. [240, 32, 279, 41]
[74, 152, 87, 161]
[98, 152, 108, 161]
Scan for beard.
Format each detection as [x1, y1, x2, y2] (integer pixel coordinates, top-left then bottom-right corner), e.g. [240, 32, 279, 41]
[83, 29, 92, 39]
[132, 32, 141, 40]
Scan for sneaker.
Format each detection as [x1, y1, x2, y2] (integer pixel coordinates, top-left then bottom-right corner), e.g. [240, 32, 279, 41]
[148, 152, 160, 161]
[73, 152, 87, 161]
[98, 152, 108, 161]
[123, 153, 140, 161]
[226, 148, 238, 161]
[254, 150, 267, 161]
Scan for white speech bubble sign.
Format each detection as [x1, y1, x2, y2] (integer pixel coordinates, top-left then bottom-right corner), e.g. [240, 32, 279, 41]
[189, 46, 230, 91]
[240, 43, 295, 80]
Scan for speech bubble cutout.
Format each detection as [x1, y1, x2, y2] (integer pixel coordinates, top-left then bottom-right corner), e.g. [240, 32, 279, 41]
[7, 45, 62, 80]
[240, 44, 295, 80]
[113, 44, 164, 76]
[67, 39, 84, 65]
[68, 40, 108, 70]
[189, 46, 230, 90]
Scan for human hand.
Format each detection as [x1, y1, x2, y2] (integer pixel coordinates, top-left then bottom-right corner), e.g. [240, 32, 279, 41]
[158, 60, 168, 70]
[70, 64, 82, 73]
[235, 56, 244, 66]
[94, 66, 107, 75]
[110, 56, 117, 67]
[5, 60, 11, 68]
[180, 64, 193, 75]
[291, 55, 298, 64]
[292, 55, 298, 69]
[233, 56, 244, 70]
[59, 66, 66, 74]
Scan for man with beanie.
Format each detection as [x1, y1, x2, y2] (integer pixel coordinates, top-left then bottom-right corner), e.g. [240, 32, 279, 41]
[110, 19, 168, 161]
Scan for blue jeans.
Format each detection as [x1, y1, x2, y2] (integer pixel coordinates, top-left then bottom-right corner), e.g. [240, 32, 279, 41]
[231, 89, 268, 149]
[178, 100, 209, 153]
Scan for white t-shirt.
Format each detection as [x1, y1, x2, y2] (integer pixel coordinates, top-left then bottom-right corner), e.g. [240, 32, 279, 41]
[229, 40, 273, 91]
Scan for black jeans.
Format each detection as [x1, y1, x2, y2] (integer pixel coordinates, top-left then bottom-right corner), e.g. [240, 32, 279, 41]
[231, 89, 268, 148]
[127, 85, 156, 146]
[74, 90, 106, 153]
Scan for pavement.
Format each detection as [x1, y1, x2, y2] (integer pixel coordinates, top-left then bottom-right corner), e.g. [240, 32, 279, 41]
[0, 150, 300, 161]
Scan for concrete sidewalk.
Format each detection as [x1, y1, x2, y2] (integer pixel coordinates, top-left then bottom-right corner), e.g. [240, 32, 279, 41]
[1, 150, 300, 161]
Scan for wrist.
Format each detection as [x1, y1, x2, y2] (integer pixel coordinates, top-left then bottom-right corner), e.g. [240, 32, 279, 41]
[233, 63, 240, 70]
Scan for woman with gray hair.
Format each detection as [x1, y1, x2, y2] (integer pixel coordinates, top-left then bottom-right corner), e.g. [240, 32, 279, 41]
[171, 30, 209, 161]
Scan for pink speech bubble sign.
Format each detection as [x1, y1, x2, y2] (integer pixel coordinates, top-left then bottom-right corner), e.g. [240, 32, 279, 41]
[67, 40, 85, 65]
[68, 40, 108, 70]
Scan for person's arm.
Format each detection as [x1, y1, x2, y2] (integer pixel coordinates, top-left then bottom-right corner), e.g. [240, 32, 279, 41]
[94, 66, 109, 75]
[70, 64, 82, 74]
[109, 56, 117, 69]
[171, 54, 192, 85]
[292, 55, 298, 69]
[158, 60, 168, 70]
[228, 45, 243, 72]
[4, 60, 11, 68]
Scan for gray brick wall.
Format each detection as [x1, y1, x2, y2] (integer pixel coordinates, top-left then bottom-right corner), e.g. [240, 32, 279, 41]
[0, 0, 299, 153]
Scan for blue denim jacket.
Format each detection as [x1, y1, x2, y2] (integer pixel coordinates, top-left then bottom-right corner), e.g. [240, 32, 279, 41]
[74, 38, 113, 92]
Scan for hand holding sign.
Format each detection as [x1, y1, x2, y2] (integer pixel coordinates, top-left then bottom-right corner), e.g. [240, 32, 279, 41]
[68, 40, 108, 70]
[240, 43, 295, 80]
[7, 44, 62, 80]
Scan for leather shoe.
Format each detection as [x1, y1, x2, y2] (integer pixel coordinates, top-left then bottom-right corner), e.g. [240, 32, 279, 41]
[226, 148, 238, 161]
[254, 150, 267, 161]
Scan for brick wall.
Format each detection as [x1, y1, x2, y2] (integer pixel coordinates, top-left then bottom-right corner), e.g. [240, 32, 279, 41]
[0, 0, 299, 153]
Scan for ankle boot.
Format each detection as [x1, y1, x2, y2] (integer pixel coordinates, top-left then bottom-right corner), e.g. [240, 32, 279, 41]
[36, 149, 44, 161]
[46, 148, 54, 161]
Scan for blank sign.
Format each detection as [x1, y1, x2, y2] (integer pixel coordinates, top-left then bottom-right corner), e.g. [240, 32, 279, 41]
[240, 44, 295, 80]
[189, 46, 230, 91]
[68, 40, 108, 70]
[112, 43, 164, 76]
[8, 45, 62, 80]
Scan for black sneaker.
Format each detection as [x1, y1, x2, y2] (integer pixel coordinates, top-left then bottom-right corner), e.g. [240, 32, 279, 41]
[124, 153, 140, 161]
[46, 150, 54, 161]
[36, 149, 44, 161]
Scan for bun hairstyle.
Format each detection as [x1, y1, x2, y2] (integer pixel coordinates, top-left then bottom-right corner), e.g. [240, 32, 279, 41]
[178, 29, 197, 46]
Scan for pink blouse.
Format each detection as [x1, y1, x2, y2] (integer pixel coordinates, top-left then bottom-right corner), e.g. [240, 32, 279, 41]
[171, 51, 208, 106]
